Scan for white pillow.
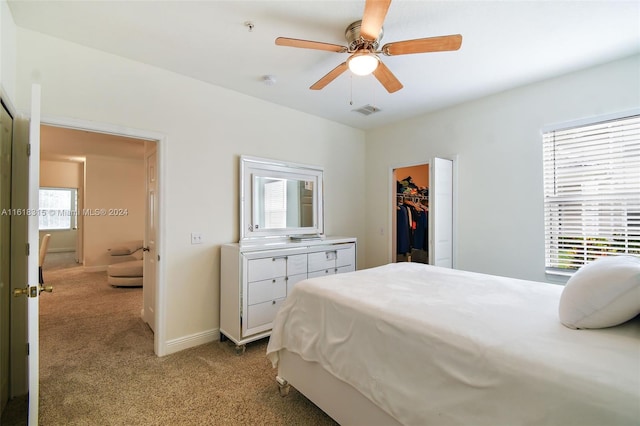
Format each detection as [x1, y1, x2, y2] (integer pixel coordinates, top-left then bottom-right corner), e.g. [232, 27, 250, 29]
[559, 255, 640, 329]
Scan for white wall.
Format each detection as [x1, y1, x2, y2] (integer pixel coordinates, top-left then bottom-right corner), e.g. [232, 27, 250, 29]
[84, 155, 145, 268]
[365, 54, 640, 283]
[40, 160, 80, 187]
[0, 0, 16, 102]
[14, 28, 366, 353]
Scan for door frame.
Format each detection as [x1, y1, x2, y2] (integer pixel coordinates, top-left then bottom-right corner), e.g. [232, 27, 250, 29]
[40, 115, 167, 356]
[388, 155, 458, 267]
[0, 91, 16, 415]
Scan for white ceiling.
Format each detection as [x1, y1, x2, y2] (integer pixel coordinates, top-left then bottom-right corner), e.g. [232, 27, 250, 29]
[8, 0, 640, 130]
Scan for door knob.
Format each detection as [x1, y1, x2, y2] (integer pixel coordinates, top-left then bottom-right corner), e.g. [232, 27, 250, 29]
[39, 284, 53, 294]
[13, 287, 30, 297]
[13, 284, 53, 298]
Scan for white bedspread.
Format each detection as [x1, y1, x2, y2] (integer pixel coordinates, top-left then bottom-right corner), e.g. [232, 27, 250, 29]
[266, 262, 640, 426]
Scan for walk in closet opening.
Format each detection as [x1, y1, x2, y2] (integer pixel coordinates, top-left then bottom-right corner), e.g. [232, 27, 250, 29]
[392, 163, 429, 264]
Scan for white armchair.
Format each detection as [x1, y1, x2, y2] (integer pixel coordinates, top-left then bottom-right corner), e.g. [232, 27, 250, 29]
[107, 240, 143, 287]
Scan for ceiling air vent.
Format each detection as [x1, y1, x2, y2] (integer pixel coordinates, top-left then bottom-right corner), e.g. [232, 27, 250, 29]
[352, 104, 381, 116]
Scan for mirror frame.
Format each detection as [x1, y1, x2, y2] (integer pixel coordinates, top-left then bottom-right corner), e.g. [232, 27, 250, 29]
[240, 155, 324, 242]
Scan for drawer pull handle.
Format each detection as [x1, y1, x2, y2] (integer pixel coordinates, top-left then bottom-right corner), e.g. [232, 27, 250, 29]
[272, 300, 276, 305]
[272, 279, 276, 283]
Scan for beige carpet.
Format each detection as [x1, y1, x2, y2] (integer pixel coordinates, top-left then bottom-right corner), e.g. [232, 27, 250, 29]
[36, 262, 337, 425]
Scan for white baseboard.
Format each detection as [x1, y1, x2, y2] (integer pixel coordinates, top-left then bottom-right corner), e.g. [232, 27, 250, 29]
[164, 329, 220, 356]
[83, 265, 107, 272]
[48, 248, 76, 253]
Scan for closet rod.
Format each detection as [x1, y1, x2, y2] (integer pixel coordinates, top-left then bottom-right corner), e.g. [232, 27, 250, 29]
[397, 194, 428, 201]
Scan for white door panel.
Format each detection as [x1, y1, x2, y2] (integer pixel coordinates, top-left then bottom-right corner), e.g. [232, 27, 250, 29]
[430, 157, 453, 268]
[27, 84, 41, 425]
[144, 147, 158, 332]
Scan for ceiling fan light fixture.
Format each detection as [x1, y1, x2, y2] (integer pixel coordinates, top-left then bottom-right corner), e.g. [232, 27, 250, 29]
[347, 51, 379, 76]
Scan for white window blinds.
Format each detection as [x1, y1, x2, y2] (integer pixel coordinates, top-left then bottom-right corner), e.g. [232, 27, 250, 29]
[39, 187, 78, 230]
[542, 114, 640, 275]
[264, 179, 287, 229]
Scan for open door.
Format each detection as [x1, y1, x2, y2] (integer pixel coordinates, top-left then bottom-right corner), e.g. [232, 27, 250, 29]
[12, 84, 49, 425]
[429, 157, 453, 268]
[27, 84, 45, 425]
[143, 144, 157, 331]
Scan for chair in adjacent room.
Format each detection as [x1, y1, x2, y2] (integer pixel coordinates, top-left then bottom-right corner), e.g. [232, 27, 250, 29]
[39, 233, 51, 284]
[107, 240, 144, 287]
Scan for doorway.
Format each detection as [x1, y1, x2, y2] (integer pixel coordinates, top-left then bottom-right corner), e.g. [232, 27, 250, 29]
[393, 163, 429, 264]
[391, 157, 455, 268]
[39, 123, 158, 329]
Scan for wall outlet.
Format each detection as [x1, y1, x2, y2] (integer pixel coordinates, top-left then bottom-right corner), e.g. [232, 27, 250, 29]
[191, 233, 203, 245]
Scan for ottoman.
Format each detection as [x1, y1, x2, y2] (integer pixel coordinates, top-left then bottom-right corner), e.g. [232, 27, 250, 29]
[107, 259, 143, 287]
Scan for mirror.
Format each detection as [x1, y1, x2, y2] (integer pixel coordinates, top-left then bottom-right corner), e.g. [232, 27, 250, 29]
[240, 156, 324, 242]
[253, 176, 314, 230]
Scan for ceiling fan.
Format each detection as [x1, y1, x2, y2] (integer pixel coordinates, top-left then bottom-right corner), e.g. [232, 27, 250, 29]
[275, 0, 462, 93]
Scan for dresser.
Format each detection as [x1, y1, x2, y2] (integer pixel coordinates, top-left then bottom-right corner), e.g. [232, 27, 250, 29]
[220, 237, 356, 351]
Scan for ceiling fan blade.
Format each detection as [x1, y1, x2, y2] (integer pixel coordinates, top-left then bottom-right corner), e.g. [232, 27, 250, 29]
[275, 37, 346, 53]
[360, 0, 391, 41]
[310, 62, 349, 90]
[382, 34, 462, 56]
[372, 61, 403, 93]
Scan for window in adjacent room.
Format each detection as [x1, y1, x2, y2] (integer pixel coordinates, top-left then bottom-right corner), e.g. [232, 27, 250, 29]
[39, 187, 78, 230]
[542, 113, 640, 275]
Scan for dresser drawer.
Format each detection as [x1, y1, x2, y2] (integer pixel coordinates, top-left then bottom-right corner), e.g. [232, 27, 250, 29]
[337, 264, 355, 274]
[248, 277, 286, 305]
[287, 273, 308, 295]
[247, 257, 286, 282]
[287, 254, 308, 276]
[308, 268, 336, 279]
[336, 244, 355, 267]
[308, 250, 337, 272]
[247, 298, 285, 330]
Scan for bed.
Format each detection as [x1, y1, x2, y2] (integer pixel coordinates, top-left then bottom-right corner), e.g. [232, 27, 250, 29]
[266, 261, 640, 426]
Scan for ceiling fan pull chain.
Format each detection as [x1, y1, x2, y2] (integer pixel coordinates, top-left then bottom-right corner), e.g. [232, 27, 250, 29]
[349, 74, 354, 106]
[373, 77, 376, 107]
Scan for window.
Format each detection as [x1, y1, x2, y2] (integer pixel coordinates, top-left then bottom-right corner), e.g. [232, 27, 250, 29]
[39, 187, 78, 230]
[263, 179, 287, 229]
[542, 113, 640, 275]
